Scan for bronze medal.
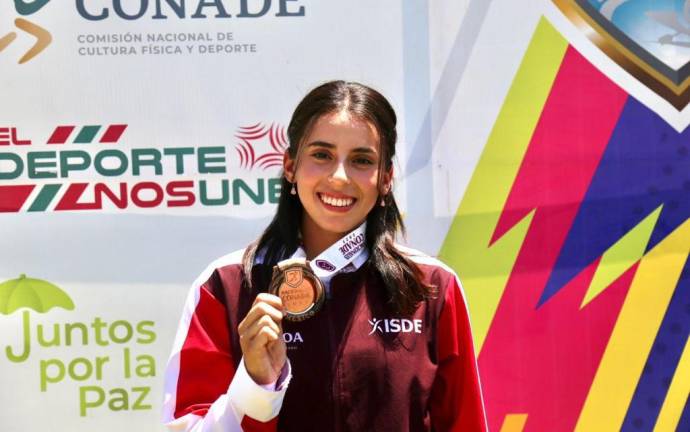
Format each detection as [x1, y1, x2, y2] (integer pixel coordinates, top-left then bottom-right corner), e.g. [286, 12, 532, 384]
[269, 258, 325, 322]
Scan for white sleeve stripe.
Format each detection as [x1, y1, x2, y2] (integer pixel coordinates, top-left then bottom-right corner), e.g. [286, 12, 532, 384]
[162, 276, 202, 424]
[162, 248, 246, 427]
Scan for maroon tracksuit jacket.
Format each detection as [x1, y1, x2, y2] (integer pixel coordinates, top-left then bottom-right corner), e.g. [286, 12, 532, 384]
[163, 248, 487, 431]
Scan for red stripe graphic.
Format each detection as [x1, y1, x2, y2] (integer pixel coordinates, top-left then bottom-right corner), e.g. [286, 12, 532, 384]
[478, 46, 630, 431]
[0, 185, 35, 212]
[48, 126, 74, 144]
[55, 183, 99, 210]
[99, 124, 127, 143]
[47, 126, 75, 144]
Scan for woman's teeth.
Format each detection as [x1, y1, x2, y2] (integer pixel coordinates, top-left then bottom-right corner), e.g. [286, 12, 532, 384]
[320, 194, 354, 207]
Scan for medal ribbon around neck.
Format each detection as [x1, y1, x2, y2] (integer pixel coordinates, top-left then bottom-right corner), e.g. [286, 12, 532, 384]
[297, 222, 367, 280]
[269, 223, 367, 321]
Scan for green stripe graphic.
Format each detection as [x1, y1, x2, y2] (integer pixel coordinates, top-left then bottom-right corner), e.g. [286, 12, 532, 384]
[28, 184, 61, 212]
[74, 126, 101, 143]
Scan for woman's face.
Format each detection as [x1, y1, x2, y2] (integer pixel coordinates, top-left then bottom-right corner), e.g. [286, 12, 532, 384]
[284, 110, 391, 244]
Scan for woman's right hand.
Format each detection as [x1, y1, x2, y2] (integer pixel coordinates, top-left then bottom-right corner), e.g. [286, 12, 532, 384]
[237, 293, 287, 386]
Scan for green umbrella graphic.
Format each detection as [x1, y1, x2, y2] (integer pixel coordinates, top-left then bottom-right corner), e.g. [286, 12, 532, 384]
[0, 274, 74, 362]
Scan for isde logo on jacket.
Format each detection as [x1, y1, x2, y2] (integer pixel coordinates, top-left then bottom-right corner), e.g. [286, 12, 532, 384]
[367, 318, 423, 335]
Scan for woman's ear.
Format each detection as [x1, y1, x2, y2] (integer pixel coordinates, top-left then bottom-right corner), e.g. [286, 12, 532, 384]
[284, 152, 296, 183]
[381, 165, 393, 195]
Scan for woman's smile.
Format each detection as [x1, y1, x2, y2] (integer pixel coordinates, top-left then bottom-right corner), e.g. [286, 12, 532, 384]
[317, 192, 356, 210]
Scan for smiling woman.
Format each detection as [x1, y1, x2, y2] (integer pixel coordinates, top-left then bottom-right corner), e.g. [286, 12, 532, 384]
[162, 81, 488, 431]
[286, 111, 387, 259]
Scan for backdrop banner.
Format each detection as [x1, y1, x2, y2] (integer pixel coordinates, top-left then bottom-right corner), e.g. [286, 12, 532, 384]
[1, 1, 688, 431]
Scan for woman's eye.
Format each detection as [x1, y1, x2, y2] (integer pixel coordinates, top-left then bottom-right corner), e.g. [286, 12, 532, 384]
[311, 151, 331, 160]
[353, 157, 374, 166]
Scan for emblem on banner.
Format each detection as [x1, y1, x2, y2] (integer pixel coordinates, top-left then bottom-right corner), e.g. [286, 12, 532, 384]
[235, 123, 288, 170]
[554, 0, 690, 109]
[0, 1, 52, 64]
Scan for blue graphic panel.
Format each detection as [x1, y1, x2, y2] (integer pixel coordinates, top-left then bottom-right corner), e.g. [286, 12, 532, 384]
[541, 97, 690, 304]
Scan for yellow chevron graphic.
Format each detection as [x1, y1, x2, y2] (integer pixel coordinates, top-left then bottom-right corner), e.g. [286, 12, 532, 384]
[438, 18, 568, 352]
[575, 218, 690, 431]
[581, 206, 662, 308]
[0, 18, 51, 64]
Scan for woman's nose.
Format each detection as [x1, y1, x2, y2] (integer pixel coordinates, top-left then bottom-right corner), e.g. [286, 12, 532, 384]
[329, 161, 349, 183]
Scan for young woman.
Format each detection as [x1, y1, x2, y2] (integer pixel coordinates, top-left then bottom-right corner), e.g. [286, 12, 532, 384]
[162, 81, 487, 431]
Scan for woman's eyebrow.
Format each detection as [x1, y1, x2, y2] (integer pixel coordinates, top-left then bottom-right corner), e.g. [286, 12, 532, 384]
[351, 147, 377, 154]
[306, 141, 335, 148]
[305, 141, 378, 154]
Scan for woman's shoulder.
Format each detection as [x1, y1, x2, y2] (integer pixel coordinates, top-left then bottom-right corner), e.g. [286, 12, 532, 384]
[393, 244, 467, 306]
[191, 248, 247, 288]
[209, 248, 248, 270]
[393, 243, 462, 292]
[393, 243, 458, 277]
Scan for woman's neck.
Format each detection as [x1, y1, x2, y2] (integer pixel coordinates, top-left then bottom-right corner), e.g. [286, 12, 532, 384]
[300, 218, 342, 260]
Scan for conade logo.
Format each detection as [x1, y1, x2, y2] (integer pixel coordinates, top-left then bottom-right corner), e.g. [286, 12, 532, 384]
[0, 0, 52, 63]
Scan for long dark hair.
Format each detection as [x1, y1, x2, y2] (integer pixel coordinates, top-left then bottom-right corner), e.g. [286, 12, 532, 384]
[242, 80, 434, 315]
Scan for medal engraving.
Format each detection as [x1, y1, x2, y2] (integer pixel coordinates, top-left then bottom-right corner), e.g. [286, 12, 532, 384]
[285, 269, 303, 287]
[269, 259, 325, 322]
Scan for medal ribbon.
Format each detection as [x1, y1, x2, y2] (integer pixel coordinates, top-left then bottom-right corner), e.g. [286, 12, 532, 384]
[290, 222, 368, 283]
